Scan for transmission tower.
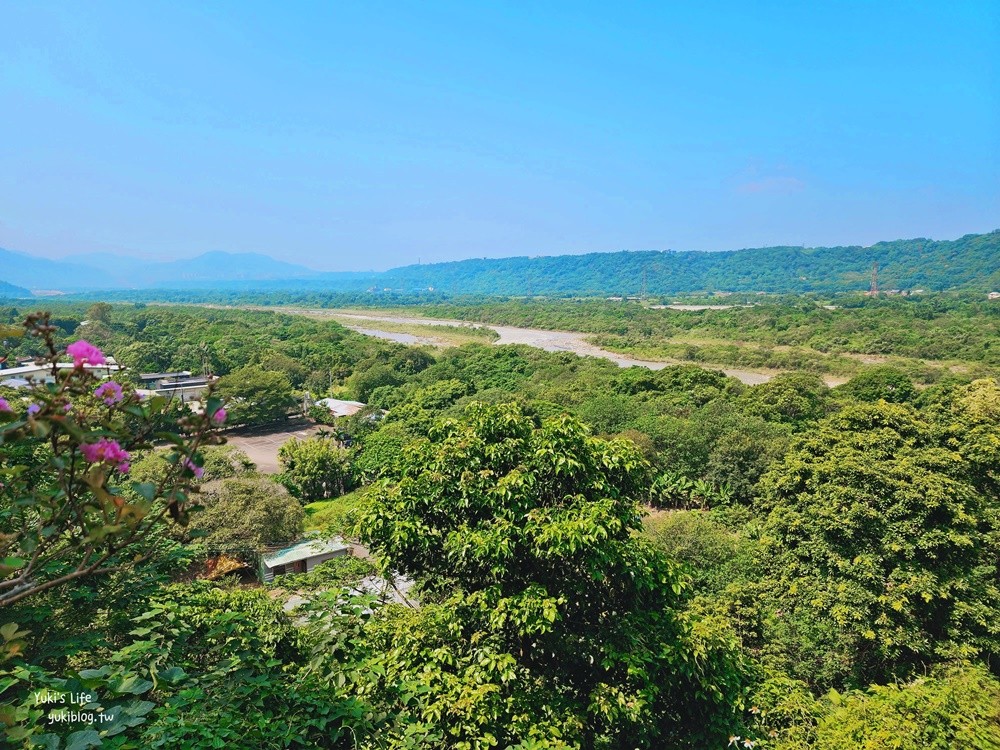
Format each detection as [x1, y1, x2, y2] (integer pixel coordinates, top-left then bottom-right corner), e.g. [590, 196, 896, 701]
[868, 262, 879, 297]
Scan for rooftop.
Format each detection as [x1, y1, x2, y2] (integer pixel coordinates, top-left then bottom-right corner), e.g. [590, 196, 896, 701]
[315, 398, 367, 417]
[139, 370, 192, 380]
[262, 537, 350, 568]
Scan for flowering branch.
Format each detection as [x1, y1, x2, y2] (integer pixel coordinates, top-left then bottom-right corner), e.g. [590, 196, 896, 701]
[0, 313, 227, 606]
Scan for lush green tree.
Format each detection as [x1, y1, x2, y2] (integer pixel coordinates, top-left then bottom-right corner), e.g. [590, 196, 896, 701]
[755, 401, 1000, 687]
[199, 444, 256, 480]
[836, 366, 916, 403]
[642, 510, 753, 595]
[85, 302, 113, 324]
[1, 582, 371, 748]
[938, 378, 1000, 501]
[701, 410, 792, 504]
[278, 436, 353, 500]
[304, 490, 371, 537]
[747, 665, 1000, 750]
[347, 364, 405, 402]
[357, 403, 747, 748]
[738, 373, 832, 425]
[258, 350, 309, 387]
[192, 476, 304, 554]
[406, 378, 472, 410]
[216, 365, 296, 426]
[351, 422, 413, 483]
[575, 392, 638, 434]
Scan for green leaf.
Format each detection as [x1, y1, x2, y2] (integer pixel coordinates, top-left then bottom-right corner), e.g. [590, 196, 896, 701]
[158, 667, 187, 684]
[115, 675, 153, 695]
[66, 729, 101, 750]
[78, 667, 110, 680]
[131, 482, 157, 502]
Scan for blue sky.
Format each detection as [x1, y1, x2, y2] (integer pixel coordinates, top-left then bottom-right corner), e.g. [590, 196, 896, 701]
[1, 1, 997, 271]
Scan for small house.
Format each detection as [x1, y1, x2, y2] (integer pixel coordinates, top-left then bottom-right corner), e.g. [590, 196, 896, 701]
[259, 537, 351, 583]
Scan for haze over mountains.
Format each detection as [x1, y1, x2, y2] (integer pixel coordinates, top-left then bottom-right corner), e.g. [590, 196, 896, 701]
[1, 231, 998, 298]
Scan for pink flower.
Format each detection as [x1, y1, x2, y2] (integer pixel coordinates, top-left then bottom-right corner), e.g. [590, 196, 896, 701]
[183, 458, 204, 479]
[0, 398, 11, 413]
[27, 403, 40, 416]
[212, 407, 227, 425]
[63, 403, 73, 412]
[94, 381, 124, 405]
[66, 340, 106, 368]
[80, 438, 131, 473]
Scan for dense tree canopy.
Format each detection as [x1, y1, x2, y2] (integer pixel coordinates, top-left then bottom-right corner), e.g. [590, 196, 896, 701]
[278, 436, 353, 500]
[192, 476, 304, 554]
[216, 366, 297, 426]
[755, 401, 1000, 686]
[3, 303, 1000, 749]
[358, 403, 747, 748]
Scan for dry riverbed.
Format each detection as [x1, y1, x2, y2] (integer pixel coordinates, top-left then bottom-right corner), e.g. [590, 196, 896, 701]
[184, 303, 844, 386]
[324, 311, 799, 386]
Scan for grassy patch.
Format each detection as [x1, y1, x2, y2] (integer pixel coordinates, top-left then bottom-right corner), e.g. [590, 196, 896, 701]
[304, 489, 372, 537]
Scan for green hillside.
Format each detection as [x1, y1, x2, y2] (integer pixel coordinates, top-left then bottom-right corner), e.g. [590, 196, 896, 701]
[374, 230, 1000, 295]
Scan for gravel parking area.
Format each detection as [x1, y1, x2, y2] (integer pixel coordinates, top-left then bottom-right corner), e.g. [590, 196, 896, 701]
[224, 421, 322, 474]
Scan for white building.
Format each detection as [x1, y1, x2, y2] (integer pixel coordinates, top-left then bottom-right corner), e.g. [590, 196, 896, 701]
[259, 537, 351, 583]
[314, 398, 367, 418]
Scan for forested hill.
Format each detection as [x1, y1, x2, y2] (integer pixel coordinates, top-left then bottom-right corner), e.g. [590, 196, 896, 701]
[369, 231, 1000, 295]
[2, 231, 998, 296]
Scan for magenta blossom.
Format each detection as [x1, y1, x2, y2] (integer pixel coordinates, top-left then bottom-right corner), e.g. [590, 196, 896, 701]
[0, 398, 11, 413]
[94, 381, 124, 405]
[183, 458, 205, 479]
[63, 403, 73, 412]
[66, 340, 106, 368]
[27, 403, 40, 416]
[212, 407, 227, 425]
[80, 438, 131, 473]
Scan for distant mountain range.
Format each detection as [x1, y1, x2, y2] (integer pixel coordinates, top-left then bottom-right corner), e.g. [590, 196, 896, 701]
[0, 248, 315, 294]
[1, 231, 998, 297]
[0, 280, 31, 298]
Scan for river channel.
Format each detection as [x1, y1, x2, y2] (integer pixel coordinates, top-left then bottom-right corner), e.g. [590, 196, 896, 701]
[327, 312, 779, 385]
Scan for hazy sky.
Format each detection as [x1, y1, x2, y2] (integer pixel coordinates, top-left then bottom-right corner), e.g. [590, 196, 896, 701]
[2, 1, 998, 271]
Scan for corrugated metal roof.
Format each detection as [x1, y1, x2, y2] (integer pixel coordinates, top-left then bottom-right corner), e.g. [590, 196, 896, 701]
[315, 398, 366, 417]
[262, 537, 349, 568]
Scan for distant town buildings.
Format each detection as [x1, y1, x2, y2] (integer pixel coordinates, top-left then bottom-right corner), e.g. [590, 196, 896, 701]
[138, 371, 217, 402]
[0, 359, 121, 389]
